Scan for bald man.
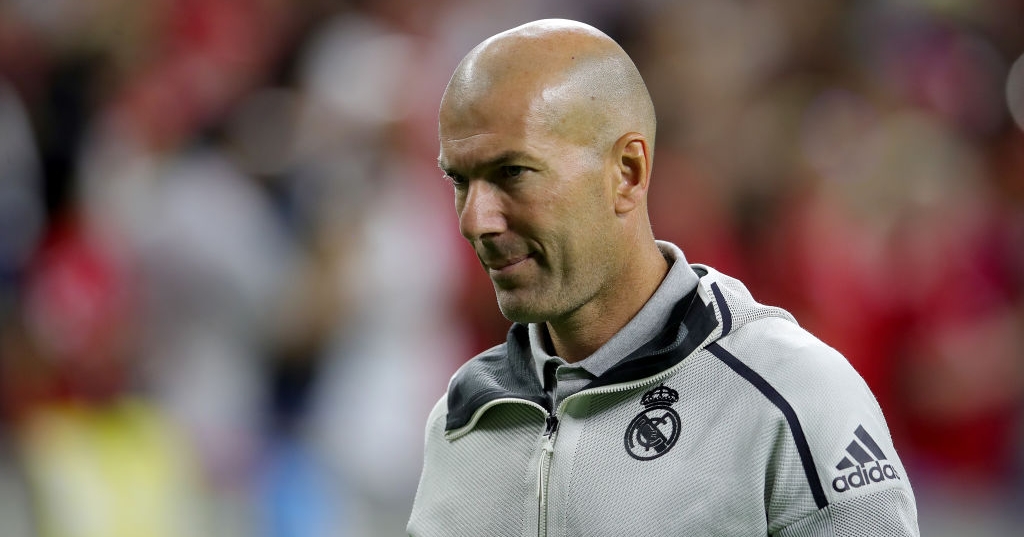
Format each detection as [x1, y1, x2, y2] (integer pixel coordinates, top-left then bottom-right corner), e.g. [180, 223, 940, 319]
[408, 20, 919, 536]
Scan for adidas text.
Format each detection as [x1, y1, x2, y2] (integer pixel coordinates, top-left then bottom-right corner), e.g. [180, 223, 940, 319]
[831, 461, 900, 492]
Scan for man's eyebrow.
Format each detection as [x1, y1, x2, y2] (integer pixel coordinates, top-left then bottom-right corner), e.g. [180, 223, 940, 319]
[439, 150, 533, 177]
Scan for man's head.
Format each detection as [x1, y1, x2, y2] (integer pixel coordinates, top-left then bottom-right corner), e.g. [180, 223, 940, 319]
[438, 19, 658, 325]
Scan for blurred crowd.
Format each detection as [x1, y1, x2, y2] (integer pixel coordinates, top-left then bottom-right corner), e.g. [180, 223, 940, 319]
[0, 0, 1021, 535]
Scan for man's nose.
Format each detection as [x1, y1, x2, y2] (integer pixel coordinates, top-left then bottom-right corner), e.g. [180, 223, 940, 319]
[458, 180, 507, 241]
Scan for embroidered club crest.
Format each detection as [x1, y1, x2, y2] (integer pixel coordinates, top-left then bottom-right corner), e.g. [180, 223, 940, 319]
[624, 384, 681, 461]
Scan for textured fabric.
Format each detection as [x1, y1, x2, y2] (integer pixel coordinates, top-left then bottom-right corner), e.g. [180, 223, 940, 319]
[777, 490, 918, 537]
[409, 397, 544, 537]
[409, 249, 920, 536]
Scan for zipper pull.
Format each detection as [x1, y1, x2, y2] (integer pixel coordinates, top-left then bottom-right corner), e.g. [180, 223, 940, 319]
[537, 414, 559, 500]
[543, 415, 559, 438]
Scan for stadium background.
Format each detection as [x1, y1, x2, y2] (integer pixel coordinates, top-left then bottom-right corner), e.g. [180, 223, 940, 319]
[0, 0, 1022, 535]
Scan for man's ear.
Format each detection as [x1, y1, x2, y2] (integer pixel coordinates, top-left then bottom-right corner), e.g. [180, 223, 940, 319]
[612, 133, 651, 215]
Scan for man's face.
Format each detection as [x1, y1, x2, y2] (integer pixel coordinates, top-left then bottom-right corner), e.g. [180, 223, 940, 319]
[439, 89, 621, 324]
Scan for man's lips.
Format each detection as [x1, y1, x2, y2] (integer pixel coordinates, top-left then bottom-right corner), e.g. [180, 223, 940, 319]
[482, 254, 532, 272]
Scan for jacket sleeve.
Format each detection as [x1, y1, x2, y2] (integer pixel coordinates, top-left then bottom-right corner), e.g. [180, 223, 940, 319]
[774, 488, 919, 536]
[407, 395, 448, 537]
[716, 316, 920, 537]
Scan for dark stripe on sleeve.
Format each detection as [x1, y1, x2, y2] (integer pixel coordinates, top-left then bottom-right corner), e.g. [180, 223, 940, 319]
[710, 283, 731, 336]
[708, 342, 829, 510]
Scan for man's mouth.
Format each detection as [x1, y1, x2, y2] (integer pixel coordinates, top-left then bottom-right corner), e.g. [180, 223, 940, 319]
[483, 253, 532, 273]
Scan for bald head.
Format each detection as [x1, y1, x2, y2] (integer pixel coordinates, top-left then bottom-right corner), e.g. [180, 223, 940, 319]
[437, 20, 668, 346]
[441, 19, 656, 156]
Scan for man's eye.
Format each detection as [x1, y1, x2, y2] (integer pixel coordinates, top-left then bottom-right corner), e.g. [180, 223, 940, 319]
[445, 173, 467, 187]
[500, 166, 526, 179]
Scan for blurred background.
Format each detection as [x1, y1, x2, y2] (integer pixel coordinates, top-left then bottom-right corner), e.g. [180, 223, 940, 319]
[0, 0, 1021, 535]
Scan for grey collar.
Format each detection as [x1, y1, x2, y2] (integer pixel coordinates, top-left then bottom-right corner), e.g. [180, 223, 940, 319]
[529, 241, 700, 385]
[445, 243, 716, 431]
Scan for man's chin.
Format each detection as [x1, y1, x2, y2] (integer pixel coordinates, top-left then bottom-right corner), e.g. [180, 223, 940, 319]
[494, 291, 550, 324]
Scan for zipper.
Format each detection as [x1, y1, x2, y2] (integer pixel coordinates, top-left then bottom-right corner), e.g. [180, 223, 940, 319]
[448, 338, 714, 535]
[448, 315, 716, 439]
[533, 350, 708, 536]
[537, 414, 559, 536]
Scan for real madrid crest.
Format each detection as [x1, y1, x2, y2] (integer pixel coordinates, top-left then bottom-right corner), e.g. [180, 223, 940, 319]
[624, 384, 681, 461]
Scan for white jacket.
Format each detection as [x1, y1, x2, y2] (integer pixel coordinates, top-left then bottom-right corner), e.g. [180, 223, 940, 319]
[408, 263, 919, 536]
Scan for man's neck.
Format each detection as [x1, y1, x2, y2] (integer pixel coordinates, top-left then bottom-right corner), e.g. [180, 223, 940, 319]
[546, 242, 669, 363]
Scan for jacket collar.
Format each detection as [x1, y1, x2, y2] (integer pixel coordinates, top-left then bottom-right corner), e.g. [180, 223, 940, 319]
[445, 267, 719, 431]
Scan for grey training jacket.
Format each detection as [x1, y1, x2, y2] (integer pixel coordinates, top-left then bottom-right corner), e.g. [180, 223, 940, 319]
[408, 264, 920, 536]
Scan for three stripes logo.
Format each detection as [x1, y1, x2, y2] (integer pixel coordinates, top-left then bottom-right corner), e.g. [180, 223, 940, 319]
[831, 425, 901, 493]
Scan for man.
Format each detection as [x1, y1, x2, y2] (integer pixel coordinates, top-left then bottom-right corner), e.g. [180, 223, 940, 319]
[408, 19, 919, 536]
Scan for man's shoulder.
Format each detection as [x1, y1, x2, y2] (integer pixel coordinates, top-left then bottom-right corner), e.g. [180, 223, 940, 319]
[447, 341, 512, 400]
[706, 312, 888, 461]
[423, 392, 449, 431]
[693, 264, 861, 388]
[458, 341, 510, 374]
[707, 317, 915, 517]
[712, 314, 876, 421]
[444, 327, 548, 432]
[718, 316, 863, 392]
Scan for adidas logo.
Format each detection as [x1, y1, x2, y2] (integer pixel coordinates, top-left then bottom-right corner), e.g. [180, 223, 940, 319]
[831, 425, 900, 493]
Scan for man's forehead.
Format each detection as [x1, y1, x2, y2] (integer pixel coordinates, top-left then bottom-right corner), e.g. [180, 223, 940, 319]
[440, 100, 520, 149]
[439, 93, 539, 150]
[441, 73, 539, 124]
